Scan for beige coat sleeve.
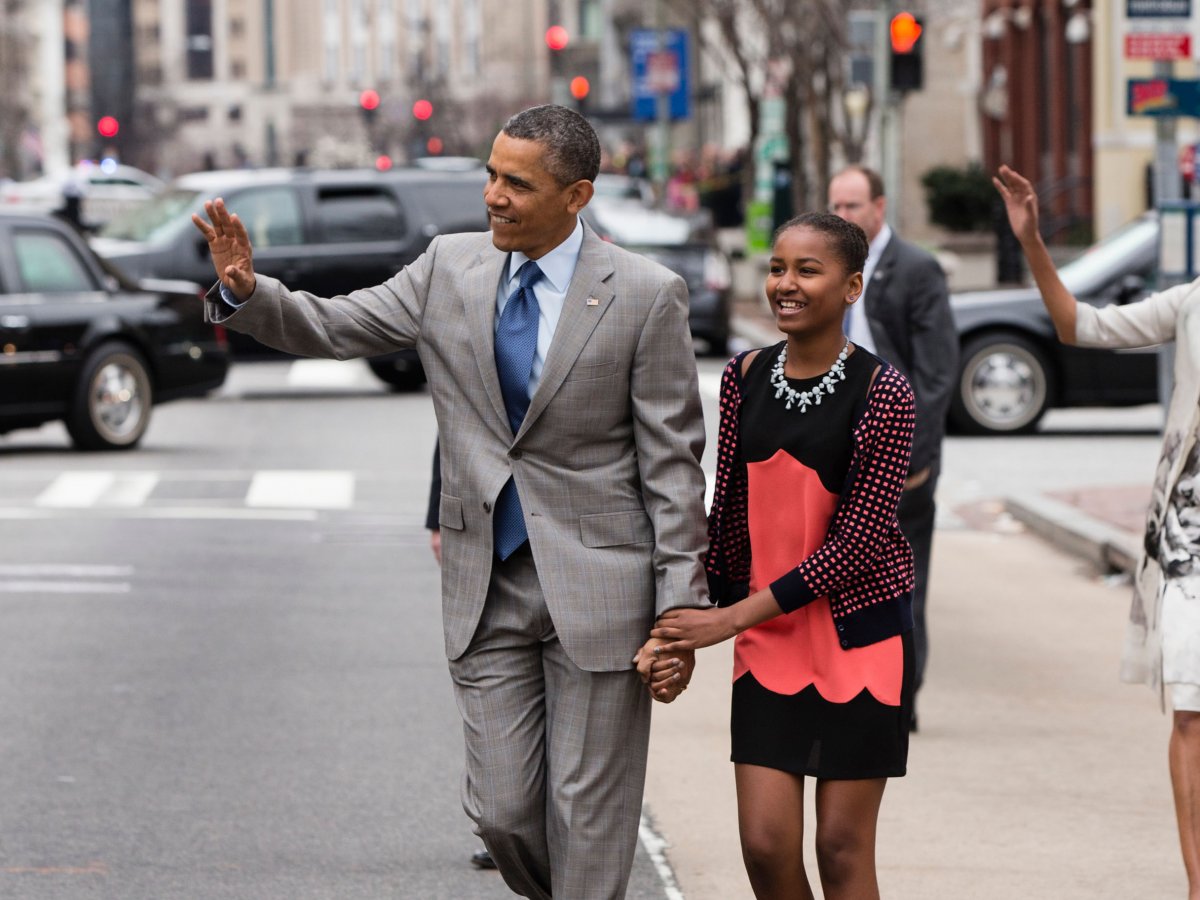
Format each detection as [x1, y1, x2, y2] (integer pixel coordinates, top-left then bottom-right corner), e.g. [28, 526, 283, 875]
[1074, 279, 1198, 350]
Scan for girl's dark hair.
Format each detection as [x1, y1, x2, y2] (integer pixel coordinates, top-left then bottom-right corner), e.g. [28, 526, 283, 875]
[773, 212, 869, 274]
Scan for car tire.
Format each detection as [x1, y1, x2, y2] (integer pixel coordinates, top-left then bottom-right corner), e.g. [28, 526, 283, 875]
[66, 342, 154, 450]
[949, 332, 1054, 436]
[367, 358, 427, 392]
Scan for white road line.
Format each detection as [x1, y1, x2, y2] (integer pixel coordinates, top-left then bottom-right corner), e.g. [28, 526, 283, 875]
[286, 359, 372, 388]
[35, 472, 115, 507]
[245, 470, 355, 509]
[99, 472, 159, 507]
[0, 564, 133, 577]
[638, 812, 685, 900]
[0, 581, 131, 594]
[0, 507, 318, 521]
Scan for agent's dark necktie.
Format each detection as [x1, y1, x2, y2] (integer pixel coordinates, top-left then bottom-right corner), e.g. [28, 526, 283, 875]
[493, 260, 543, 560]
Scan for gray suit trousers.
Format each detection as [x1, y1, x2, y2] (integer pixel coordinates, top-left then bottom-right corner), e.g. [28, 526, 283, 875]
[449, 551, 652, 900]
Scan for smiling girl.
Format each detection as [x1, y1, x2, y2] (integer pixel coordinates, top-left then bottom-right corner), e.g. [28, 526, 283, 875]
[649, 212, 917, 899]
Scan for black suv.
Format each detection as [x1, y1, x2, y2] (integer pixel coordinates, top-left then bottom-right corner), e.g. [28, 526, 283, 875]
[92, 166, 490, 389]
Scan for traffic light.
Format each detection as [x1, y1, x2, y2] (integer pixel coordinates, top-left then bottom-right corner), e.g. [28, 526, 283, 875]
[96, 115, 119, 138]
[545, 25, 569, 51]
[412, 99, 434, 121]
[889, 12, 924, 93]
[359, 89, 380, 126]
[569, 76, 590, 111]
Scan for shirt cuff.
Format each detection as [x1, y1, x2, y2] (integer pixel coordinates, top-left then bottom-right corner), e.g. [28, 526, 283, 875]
[769, 567, 817, 613]
[218, 282, 246, 309]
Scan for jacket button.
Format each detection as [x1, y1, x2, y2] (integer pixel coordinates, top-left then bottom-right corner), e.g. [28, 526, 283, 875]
[840, 639, 849, 648]
[836, 623, 845, 632]
[509, 449, 523, 460]
[483, 502, 492, 513]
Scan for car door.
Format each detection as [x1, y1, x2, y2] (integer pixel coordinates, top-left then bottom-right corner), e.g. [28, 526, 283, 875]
[1065, 265, 1159, 406]
[0, 221, 108, 414]
[301, 183, 412, 296]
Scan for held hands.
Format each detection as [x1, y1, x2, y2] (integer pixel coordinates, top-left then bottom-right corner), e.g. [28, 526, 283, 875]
[650, 606, 738, 654]
[633, 638, 694, 703]
[191, 198, 257, 302]
[993, 164, 1041, 248]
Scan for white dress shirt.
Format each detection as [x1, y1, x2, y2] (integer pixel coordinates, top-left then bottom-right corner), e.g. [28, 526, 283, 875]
[844, 222, 892, 354]
[496, 218, 584, 395]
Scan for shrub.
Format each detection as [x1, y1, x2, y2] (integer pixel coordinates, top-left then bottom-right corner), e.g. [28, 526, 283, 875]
[920, 163, 994, 232]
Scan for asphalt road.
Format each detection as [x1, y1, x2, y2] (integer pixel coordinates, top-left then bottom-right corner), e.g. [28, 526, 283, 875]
[0, 356, 1177, 899]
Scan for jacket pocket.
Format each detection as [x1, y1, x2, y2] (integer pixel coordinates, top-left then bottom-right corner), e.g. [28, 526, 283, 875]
[579, 509, 653, 547]
[563, 359, 618, 383]
[439, 494, 465, 530]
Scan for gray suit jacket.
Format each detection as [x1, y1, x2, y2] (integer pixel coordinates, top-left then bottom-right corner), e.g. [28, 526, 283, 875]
[864, 234, 958, 475]
[206, 224, 710, 671]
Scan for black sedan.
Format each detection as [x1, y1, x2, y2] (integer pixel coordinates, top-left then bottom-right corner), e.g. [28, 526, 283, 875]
[0, 211, 229, 450]
[949, 214, 1159, 434]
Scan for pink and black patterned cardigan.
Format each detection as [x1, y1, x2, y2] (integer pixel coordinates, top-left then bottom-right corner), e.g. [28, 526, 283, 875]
[704, 351, 917, 650]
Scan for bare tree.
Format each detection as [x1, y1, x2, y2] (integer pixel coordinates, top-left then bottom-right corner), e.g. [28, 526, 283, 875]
[665, 0, 869, 216]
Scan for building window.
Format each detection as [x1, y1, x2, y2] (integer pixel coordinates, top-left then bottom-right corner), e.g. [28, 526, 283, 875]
[435, 0, 451, 78]
[323, 0, 341, 84]
[463, 0, 481, 77]
[579, 0, 601, 40]
[350, 0, 367, 84]
[186, 0, 214, 80]
[379, 0, 396, 82]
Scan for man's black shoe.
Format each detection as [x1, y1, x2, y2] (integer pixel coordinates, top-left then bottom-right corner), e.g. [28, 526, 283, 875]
[470, 849, 497, 870]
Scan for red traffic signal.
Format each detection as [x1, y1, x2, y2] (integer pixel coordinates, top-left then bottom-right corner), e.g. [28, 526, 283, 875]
[426, 136, 444, 155]
[412, 99, 434, 121]
[97, 116, 119, 138]
[359, 89, 381, 111]
[569, 76, 590, 101]
[545, 25, 569, 51]
[890, 12, 922, 54]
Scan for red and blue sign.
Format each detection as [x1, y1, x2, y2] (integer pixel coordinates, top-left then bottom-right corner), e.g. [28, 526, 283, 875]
[1128, 78, 1200, 117]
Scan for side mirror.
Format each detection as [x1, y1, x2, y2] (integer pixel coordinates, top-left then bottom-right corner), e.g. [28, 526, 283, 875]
[1117, 273, 1146, 303]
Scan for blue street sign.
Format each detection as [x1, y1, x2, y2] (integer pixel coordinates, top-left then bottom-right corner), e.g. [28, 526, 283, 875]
[1128, 78, 1200, 117]
[631, 29, 691, 121]
[1128, 0, 1191, 16]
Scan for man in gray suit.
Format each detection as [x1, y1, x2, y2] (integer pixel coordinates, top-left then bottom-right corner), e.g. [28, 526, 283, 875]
[828, 165, 958, 730]
[193, 105, 708, 899]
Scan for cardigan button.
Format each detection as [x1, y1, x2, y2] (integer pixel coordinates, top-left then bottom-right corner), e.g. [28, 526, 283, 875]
[840, 639, 850, 648]
[836, 623, 845, 632]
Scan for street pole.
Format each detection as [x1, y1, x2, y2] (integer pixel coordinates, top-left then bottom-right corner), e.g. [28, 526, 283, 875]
[876, 0, 901, 228]
[1154, 58, 1180, 409]
[651, 0, 670, 207]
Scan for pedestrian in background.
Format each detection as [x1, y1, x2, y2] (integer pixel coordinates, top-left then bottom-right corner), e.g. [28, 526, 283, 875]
[193, 104, 708, 900]
[647, 212, 916, 900]
[997, 163, 1200, 899]
[827, 165, 958, 730]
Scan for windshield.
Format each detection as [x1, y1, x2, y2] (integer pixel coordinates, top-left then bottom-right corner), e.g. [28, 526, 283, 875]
[98, 187, 202, 242]
[1058, 216, 1157, 294]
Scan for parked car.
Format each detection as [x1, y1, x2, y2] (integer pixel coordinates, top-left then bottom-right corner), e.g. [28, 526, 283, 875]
[91, 166, 491, 389]
[0, 161, 165, 231]
[949, 214, 1159, 435]
[0, 210, 229, 450]
[583, 195, 733, 355]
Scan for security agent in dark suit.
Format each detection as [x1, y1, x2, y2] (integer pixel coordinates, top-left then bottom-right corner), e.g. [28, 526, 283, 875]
[828, 165, 958, 728]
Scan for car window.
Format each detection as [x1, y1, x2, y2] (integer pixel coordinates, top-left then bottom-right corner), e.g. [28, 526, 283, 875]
[231, 187, 304, 247]
[405, 181, 488, 232]
[315, 188, 407, 243]
[99, 187, 201, 242]
[11, 229, 96, 293]
[1059, 217, 1158, 295]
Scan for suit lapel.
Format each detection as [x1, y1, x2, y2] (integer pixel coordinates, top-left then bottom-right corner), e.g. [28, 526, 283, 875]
[462, 247, 511, 431]
[517, 227, 615, 440]
[865, 237, 899, 334]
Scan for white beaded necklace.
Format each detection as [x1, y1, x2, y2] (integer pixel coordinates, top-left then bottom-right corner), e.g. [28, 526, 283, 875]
[769, 340, 850, 411]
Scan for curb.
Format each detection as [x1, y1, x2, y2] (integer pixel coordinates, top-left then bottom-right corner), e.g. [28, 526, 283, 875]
[1004, 491, 1140, 574]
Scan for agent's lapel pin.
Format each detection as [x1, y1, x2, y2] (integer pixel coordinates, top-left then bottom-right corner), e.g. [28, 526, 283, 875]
[586, 297, 600, 306]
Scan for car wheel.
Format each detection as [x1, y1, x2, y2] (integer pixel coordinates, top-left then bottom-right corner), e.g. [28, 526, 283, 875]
[949, 332, 1053, 436]
[66, 342, 153, 450]
[367, 358, 427, 392]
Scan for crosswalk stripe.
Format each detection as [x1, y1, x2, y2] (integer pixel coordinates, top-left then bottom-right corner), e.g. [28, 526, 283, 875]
[0, 564, 133, 577]
[286, 359, 371, 388]
[35, 472, 115, 507]
[0, 581, 131, 594]
[245, 470, 355, 509]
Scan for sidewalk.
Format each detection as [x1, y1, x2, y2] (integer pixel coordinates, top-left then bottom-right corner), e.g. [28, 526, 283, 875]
[643, 526, 1181, 899]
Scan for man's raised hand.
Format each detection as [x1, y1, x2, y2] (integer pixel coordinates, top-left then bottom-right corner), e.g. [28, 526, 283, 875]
[191, 198, 257, 302]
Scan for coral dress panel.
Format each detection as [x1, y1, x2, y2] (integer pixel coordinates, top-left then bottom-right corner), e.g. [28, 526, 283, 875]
[729, 344, 914, 780]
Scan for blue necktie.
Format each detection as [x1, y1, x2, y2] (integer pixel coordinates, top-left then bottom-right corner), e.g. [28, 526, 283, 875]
[493, 260, 543, 560]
